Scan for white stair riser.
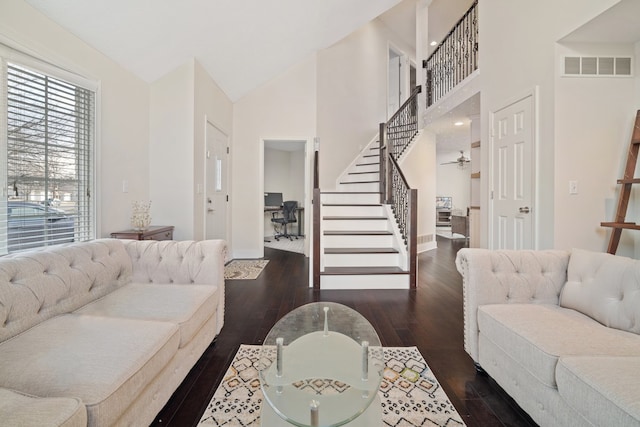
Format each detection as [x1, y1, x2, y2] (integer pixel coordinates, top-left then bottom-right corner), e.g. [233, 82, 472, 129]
[321, 193, 380, 204]
[353, 164, 379, 173]
[342, 172, 380, 182]
[323, 219, 389, 231]
[323, 234, 394, 247]
[336, 182, 379, 192]
[323, 253, 399, 267]
[320, 274, 409, 289]
[322, 205, 384, 216]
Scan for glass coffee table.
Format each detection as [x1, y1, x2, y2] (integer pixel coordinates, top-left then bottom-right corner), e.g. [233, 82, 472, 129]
[258, 302, 384, 427]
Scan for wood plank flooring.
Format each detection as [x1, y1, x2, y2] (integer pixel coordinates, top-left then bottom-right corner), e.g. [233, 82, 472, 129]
[151, 237, 538, 427]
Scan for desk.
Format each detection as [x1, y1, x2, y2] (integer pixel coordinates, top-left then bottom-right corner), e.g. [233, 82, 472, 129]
[265, 207, 304, 237]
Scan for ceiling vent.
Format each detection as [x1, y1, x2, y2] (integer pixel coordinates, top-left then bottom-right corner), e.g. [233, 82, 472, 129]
[564, 56, 632, 77]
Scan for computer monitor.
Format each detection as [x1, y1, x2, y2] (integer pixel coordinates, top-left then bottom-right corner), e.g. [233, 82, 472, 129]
[264, 192, 283, 208]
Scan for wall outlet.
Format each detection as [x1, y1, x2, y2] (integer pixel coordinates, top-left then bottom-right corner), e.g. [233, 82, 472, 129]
[122, 180, 128, 193]
[569, 180, 578, 195]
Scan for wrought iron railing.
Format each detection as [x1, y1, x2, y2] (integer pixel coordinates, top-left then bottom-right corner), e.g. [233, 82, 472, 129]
[379, 86, 421, 289]
[387, 86, 422, 161]
[423, 0, 478, 107]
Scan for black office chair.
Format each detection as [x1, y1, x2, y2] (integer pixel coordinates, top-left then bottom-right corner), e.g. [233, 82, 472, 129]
[271, 201, 298, 241]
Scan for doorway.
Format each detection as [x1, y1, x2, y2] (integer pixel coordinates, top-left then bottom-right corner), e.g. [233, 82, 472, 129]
[204, 122, 229, 241]
[262, 139, 310, 257]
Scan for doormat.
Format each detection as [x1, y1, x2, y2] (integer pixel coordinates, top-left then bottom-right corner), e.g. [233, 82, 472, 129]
[197, 344, 465, 426]
[224, 260, 269, 280]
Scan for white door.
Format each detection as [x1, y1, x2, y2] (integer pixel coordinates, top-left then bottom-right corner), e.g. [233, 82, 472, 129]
[388, 54, 401, 118]
[491, 95, 535, 249]
[205, 122, 228, 241]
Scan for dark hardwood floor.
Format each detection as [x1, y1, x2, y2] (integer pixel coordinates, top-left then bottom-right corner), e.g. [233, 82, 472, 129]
[151, 237, 538, 427]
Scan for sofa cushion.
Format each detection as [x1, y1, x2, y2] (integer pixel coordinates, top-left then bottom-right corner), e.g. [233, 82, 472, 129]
[75, 283, 219, 347]
[478, 304, 640, 388]
[0, 388, 86, 427]
[561, 248, 640, 335]
[0, 314, 179, 427]
[556, 356, 640, 427]
[0, 240, 132, 342]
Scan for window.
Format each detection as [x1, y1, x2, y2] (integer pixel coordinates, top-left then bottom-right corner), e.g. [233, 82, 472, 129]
[1, 50, 96, 254]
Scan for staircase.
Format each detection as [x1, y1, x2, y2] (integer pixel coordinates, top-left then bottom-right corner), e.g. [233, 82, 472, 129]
[318, 141, 410, 289]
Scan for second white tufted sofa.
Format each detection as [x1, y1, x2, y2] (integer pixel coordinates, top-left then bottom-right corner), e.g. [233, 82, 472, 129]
[456, 248, 640, 427]
[0, 238, 226, 427]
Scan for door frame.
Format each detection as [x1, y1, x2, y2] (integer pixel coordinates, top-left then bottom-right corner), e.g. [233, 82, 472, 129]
[387, 42, 410, 119]
[488, 87, 539, 249]
[203, 118, 230, 244]
[259, 137, 313, 258]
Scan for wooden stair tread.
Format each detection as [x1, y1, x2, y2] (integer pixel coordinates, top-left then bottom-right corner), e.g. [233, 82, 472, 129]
[321, 191, 379, 194]
[339, 180, 380, 184]
[325, 247, 398, 254]
[349, 171, 379, 175]
[322, 266, 408, 275]
[322, 203, 381, 207]
[324, 230, 392, 236]
[323, 216, 387, 220]
[355, 162, 378, 166]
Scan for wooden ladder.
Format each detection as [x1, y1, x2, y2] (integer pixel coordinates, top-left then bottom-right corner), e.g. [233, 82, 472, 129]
[601, 110, 640, 254]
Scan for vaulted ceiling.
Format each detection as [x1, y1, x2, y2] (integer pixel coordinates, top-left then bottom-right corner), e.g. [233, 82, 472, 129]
[25, 0, 405, 101]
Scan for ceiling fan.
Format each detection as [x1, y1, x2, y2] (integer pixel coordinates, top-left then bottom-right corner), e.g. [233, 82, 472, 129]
[441, 150, 471, 168]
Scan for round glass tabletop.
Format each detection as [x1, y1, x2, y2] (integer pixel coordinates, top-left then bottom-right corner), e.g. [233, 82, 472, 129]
[258, 302, 384, 427]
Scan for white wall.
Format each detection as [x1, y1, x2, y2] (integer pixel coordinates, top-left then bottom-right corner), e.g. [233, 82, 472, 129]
[436, 162, 470, 214]
[317, 19, 415, 190]
[193, 61, 233, 241]
[0, 0, 150, 238]
[555, 42, 638, 255]
[479, 0, 620, 250]
[149, 62, 195, 240]
[232, 56, 317, 258]
[400, 130, 437, 252]
[149, 59, 233, 242]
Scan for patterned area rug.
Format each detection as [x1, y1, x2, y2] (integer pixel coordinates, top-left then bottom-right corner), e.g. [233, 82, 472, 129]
[197, 345, 465, 426]
[224, 260, 269, 280]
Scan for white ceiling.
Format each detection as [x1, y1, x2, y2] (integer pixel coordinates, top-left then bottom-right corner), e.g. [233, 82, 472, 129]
[560, 0, 640, 44]
[25, 0, 403, 102]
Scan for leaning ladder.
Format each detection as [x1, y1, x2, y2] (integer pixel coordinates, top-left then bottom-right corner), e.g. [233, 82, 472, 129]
[601, 110, 640, 254]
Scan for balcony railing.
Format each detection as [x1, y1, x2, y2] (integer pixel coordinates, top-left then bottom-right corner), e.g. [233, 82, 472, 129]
[423, 0, 478, 107]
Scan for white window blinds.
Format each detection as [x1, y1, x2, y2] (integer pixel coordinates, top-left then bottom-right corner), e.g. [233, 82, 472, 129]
[1, 57, 95, 254]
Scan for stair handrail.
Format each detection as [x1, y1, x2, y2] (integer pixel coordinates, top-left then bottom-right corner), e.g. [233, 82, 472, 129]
[312, 148, 321, 290]
[379, 85, 421, 290]
[388, 155, 417, 288]
[422, 0, 478, 107]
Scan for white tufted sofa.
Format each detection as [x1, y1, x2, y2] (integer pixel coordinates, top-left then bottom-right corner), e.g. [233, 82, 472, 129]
[0, 238, 226, 427]
[456, 248, 640, 427]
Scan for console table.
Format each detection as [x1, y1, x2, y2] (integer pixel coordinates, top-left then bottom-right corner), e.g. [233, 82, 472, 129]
[110, 225, 174, 241]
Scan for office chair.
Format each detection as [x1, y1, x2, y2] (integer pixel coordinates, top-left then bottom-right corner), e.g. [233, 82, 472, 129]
[271, 200, 298, 241]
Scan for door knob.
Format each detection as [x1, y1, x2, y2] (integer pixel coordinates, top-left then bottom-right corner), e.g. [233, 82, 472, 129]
[519, 207, 530, 214]
[207, 208, 214, 213]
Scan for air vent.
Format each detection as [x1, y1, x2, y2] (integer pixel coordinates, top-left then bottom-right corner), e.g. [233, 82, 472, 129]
[417, 234, 434, 244]
[564, 56, 632, 77]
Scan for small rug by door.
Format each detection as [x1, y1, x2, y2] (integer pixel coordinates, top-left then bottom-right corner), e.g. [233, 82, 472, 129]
[197, 345, 465, 426]
[224, 260, 269, 280]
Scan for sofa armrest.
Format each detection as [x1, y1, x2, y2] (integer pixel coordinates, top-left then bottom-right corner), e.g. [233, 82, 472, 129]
[123, 239, 227, 334]
[455, 248, 569, 363]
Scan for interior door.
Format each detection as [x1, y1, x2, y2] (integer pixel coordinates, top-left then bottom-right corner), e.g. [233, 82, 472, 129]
[388, 53, 401, 119]
[205, 122, 228, 241]
[491, 95, 535, 249]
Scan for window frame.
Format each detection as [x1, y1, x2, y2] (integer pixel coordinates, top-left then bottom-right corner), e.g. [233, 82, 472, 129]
[0, 43, 99, 254]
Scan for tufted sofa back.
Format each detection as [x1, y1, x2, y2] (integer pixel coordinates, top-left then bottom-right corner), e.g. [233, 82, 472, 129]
[561, 248, 640, 335]
[0, 239, 132, 342]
